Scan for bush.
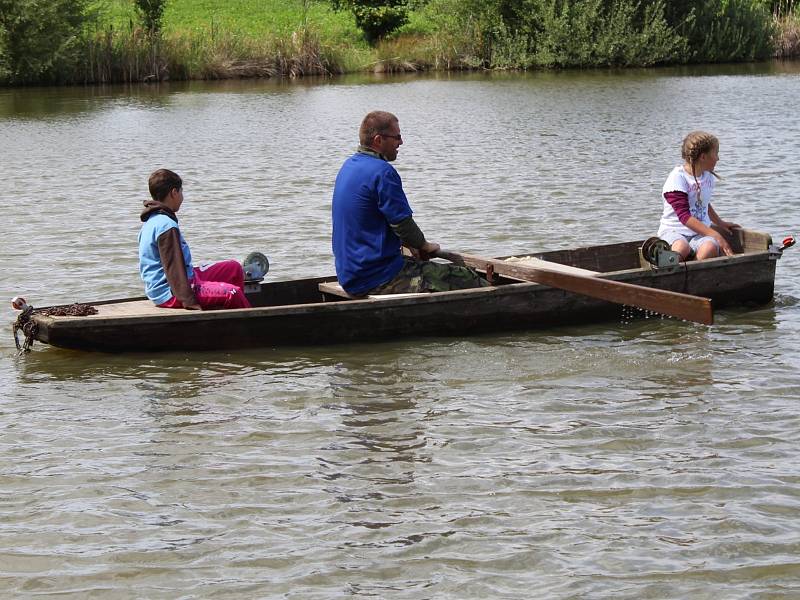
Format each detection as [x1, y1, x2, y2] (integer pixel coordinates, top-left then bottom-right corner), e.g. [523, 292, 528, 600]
[135, 0, 167, 35]
[331, 0, 410, 43]
[663, 0, 776, 62]
[0, 0, 89, 84]
[412, 0, 780, 68]
[416, 0, 685, 68]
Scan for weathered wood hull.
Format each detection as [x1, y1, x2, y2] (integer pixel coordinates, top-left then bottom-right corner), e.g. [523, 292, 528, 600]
[28, 232, 780, 352]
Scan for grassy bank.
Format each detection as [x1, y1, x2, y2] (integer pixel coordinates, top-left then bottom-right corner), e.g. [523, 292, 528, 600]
[81, 0, 372, 82]
[2, 0, 800, 85]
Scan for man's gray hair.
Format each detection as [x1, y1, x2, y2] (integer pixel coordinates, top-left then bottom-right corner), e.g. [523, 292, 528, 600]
[359, 111, 399, 147]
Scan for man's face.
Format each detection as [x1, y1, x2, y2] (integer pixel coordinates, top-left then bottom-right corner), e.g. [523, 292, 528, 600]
[375, 121, 403, 162]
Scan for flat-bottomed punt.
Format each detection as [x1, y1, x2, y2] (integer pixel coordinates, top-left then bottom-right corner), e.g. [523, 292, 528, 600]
[20, 229, 785, 352]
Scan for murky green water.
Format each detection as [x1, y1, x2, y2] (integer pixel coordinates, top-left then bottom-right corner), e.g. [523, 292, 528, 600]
[2, 63, 800, 598]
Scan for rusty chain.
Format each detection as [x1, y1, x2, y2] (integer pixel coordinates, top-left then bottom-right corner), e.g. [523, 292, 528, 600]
[13, 303, 97, 354]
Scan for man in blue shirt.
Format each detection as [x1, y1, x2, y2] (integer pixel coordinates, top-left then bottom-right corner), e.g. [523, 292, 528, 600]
[332, 111, 488, 296]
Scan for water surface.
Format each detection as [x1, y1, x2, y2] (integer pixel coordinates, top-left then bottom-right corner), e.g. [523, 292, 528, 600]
[2, 63, 800, 598]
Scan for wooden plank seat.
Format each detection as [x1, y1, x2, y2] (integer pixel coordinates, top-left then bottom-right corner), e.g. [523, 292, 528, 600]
[318, 281, 429, 300]
[502, 256, 600, 277]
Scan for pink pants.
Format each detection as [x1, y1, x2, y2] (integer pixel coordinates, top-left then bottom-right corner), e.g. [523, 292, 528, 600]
[159, 260, 252, 310]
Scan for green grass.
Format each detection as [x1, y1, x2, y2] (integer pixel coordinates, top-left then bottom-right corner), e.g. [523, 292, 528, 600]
[90, 0, 364, 44]
[77, 0, 373, 83]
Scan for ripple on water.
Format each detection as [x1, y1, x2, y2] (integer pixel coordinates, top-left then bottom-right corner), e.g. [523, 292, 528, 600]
[4, 68, 800, 598]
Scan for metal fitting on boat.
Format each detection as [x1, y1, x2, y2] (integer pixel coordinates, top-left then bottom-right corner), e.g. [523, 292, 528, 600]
[11, 296, 29, 311]
[640, 238, 681, 270]
[768, 235, 795, 259]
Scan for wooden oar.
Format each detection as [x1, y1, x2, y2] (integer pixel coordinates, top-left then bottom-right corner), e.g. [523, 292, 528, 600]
[434, 249, 714, 325]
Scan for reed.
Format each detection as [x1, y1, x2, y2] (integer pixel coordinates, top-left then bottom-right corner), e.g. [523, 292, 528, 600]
[72, 0, 376, 83]
[367, 35, 444, 72]
[770, 0, 800, 18]
[79, 22, 372, 83]
[774, 12, 800, 56]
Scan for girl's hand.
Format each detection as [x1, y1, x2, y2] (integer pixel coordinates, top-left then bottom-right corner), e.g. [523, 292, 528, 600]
[714, 233, 734, 257]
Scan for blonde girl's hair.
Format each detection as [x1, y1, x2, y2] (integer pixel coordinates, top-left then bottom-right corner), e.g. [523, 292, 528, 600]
[681, 130, 721, 182]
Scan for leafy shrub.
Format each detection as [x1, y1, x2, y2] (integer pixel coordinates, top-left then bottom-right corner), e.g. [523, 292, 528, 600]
[416, 0, 684, 68]
[0, 0, 89, 84]
[135, 0, 167, 35]
[663, 0, 776, 62]
[331, 0, 410, 43]
[414, 0, 779, 68]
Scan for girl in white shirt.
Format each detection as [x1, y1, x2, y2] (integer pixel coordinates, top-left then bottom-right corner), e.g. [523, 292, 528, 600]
[657, 131, 739, 260]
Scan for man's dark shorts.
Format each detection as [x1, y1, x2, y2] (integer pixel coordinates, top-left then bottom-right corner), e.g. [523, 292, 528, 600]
[368, 257, 490, 294]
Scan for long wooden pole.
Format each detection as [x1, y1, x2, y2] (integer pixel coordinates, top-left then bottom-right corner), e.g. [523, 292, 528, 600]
[435, 249, 714, 326]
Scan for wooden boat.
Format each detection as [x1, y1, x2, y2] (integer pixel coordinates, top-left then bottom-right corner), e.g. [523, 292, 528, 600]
[15, 229, 787, 353]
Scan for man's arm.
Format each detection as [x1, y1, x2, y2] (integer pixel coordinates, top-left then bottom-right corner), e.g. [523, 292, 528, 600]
[391, 216, 440, 258]
[390, 216, 426, 248]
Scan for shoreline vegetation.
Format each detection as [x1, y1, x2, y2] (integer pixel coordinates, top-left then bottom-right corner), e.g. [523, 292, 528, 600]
[1, 0, 799, 86]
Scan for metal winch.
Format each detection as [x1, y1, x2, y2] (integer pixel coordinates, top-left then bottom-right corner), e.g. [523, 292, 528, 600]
[242, 252, 270, 293]
[640, 237, 681, 269]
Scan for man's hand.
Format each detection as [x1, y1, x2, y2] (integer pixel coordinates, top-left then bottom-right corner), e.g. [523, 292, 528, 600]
[417, 240, 441, 261]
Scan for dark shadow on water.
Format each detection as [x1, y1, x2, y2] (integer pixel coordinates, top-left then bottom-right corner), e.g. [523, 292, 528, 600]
[0, 78, 304, 120]
[10, 334, 462, 391]
[0, 84, 175, 119]
[4, 59, 799, 120]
